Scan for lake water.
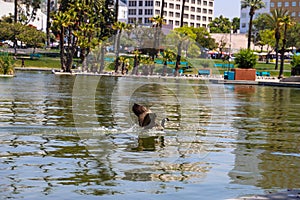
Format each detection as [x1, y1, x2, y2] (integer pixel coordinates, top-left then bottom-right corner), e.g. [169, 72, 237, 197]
[0, 71, 300, 200]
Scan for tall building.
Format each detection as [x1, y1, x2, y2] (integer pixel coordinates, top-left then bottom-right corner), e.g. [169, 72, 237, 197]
[240, 0, 300, 33]
[127, 0, 214, 28]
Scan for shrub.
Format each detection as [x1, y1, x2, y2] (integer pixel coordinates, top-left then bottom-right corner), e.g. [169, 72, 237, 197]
[291, 54, 300, 68]
[234, 49, 257, 69]
[0, 54, 15, 75]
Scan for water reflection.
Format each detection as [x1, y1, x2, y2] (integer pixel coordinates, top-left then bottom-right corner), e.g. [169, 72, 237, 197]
[1, 72, 300, 199]
[229, 85, 300, 189]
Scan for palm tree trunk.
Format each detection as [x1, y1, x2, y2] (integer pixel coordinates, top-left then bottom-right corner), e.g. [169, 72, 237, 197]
[274, 29, 280, 70]
[278, 25, 287, 79]
[247, 13, 253, 49]
[115, 31, 121, 73]
[99, 43, 105, 73]
[46, 0, 51, 47]
[174, 0, 185, 76]
[59, 26, 66, 71]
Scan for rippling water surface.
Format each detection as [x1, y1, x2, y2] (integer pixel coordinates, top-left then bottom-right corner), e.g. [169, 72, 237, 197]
[0, 71, 300, 200]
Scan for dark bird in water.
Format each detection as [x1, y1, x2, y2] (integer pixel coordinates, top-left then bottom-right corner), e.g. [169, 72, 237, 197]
[132, 103, 169, 130]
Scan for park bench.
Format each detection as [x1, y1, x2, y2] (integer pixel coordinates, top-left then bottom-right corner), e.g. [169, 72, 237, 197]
[30, 53, 41, 59]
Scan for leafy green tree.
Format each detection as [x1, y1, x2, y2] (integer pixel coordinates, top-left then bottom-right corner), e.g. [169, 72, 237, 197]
[286, 23, 300, 51]
[241, 0, 265, 49]
[19, 25, 46, 53]
[208, 15, 231, 33]
[171, 26, 196, 75]
[232, 17, 240, 33]
[52, 0, 112, 72]
[259, 29, 275, 63]
[191, 27, 217, 50]
[266, 8, 289, 70]
[234, 49, 257, 69]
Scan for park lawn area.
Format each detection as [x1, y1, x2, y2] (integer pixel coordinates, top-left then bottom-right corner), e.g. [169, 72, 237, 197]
[14, 57, 61, 69]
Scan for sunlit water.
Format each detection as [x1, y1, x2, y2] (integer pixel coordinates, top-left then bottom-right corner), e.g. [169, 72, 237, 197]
[0, 71, 300, 200]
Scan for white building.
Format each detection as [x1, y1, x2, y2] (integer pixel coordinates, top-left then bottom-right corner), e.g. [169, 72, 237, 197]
[127, 0, 214, 28]
[0, 0, 47, 32]
[239, 0, 270, 33]
[119, 0, 129, 23]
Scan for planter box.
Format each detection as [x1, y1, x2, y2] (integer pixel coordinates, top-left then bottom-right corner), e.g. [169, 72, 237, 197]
[231, 68, 256, 81]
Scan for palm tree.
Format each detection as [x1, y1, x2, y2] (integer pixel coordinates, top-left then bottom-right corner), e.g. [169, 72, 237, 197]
[241, 0, 265, 49]
[174, 0, 186, 76]
[266, 8, 288, 70]
[161, 49, 175, 76]
[278, 14, 294, 79]
[112, 21, 131, 73]
[131, 49, 141, 75]
[150, 15, 165, 50]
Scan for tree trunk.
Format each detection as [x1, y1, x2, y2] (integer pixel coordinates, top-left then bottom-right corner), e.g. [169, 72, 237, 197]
[174, 0, 185, 76]
[278, 25, 287, 79]
[59, 26, 66, 71]
[99, 43, 105, 73]
[162, 62, 167, 76]
[114, 31, 121, 73]
[46, 0, 51, 47]
[247, 13, 253, 49]
[274, 30, 280, 70]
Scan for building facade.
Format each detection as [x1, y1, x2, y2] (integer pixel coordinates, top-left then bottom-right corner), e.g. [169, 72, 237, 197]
[240, 0, 300, 33]
[127, 0, 214, 28]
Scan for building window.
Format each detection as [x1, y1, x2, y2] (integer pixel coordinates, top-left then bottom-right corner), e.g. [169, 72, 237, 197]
[139, 9, 143, 15]
[202, 24, 206, 28]
[184, 22, 188, 26]
[191, 0, 195, 4]
[155, 1, 160, 6]
[190, 22, 194, 27]
[278, 2, 282, 7]
[129, 1, 137, 6]
[128, 9, 137, 15]
[164, 2, 167, 7]
[242, 23, 246, 28]
[186, 0, 189, 3]
[284, 2, 289, 7]
[139, 1, 143, 6]
[197, 15, 201, 20]
[169, 3, 174, 8]
[155, 9, 160, 14]
[203, 0, 207, 6]
[197, 0, 201, 5]
[208, 17, 212, 22]
[169, 20, 173, 25]
[164, 11, 167, 16]
[208, 9, 212, 14]
[298, 12, 300, 17]
[176, 4, 180, 9]
[184, 6, 189, 11]
[138, 17, 143, 23]
[128, 18, 136, 23]
[184, 14, 189, 19]
[145, 1, 153, 6]
[144, 18, 151, 24]
[145, 9, 153, 15]
[175, 21, 180, 26]
[197, 8, 201, 13]
[270, 2, 274, 7]
[291, 12, 296, 17]
[203, 8, 207, 14]
[176, 12, 180, 17]
[196, 23, 200, 27]
[292, 2, 296, 6]
[191, 7, 195, 11]
[209, 1, 213, 7]
[202, 16, 206, 21]
[169, 11, 174, 17]
[190, 14, 195, 19]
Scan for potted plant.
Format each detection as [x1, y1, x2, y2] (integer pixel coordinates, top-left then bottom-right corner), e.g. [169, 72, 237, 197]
[232, 49, 257, 81]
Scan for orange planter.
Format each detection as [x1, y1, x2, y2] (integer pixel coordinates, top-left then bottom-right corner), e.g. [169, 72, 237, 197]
[231, 68, 256, 81]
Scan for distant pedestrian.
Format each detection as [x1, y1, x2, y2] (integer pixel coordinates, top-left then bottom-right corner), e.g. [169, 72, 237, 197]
[21, 58, 25, 68]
